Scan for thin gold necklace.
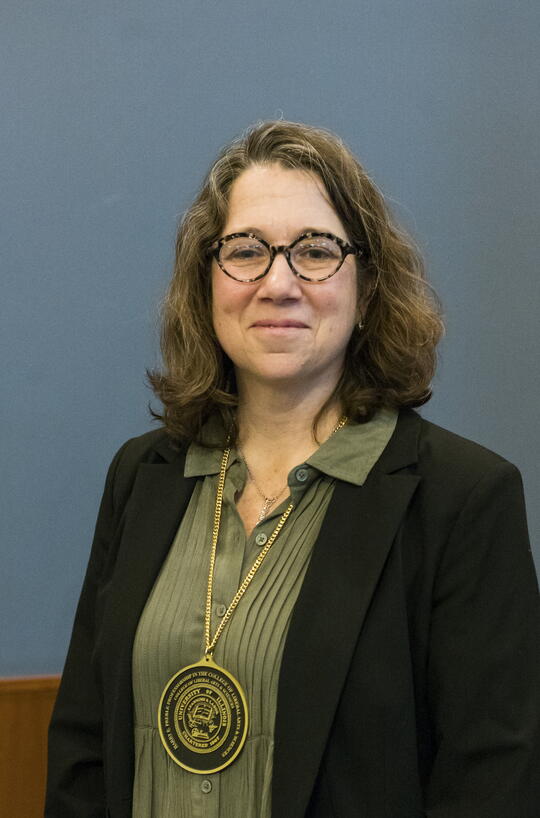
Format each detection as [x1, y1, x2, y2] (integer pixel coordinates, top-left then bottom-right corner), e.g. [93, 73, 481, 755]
[239, 414, 348, 523]
[237, 453, 288, 523]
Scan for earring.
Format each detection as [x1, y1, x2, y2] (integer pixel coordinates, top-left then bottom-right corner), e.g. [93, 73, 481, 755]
[357, 313, 364, 331]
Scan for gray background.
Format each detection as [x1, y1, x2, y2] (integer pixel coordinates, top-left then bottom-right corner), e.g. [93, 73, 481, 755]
[2, 0, 539, 675]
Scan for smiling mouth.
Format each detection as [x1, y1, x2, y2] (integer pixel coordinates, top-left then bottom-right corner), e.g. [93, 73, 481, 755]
[251, 321, 308, 328]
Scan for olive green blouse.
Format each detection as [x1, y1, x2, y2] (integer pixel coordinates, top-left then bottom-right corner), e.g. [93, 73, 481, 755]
[131, 409, 398, 818]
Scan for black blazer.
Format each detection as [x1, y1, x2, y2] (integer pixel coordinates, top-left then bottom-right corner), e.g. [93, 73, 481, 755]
[46, 409, 540, 817]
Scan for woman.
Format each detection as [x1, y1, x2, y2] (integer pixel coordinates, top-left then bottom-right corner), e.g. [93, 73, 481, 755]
[46, 121, 540, 817]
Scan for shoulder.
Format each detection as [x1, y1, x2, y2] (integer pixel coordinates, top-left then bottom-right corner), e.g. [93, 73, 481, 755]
[382, 408, 516, 478]
[384, 414, 534, 587]
[391, 410, 526, 524]
[105, 427, 186, 511]
[415, 413, 511, 476]
[113, 426, 177, 466]
[384, 409, 524, 505]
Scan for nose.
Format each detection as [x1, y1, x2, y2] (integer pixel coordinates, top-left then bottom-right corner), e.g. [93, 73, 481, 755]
[256, 251, 302, 301]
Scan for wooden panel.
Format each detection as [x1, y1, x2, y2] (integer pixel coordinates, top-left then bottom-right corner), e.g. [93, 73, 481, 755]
[0, 675, 60, 818]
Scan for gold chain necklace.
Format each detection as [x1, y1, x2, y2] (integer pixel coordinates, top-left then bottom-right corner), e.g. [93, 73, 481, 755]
[158, 415, 347, 774]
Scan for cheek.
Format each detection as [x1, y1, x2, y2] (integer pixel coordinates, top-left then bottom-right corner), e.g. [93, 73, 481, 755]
[211, 286, 233, 352]
[210, 266, 219, 324]
[211, 267, 250, 348]
[211, 267, 233, 328]
[342, 273, 359, 324]
[320, 278, 357, 330]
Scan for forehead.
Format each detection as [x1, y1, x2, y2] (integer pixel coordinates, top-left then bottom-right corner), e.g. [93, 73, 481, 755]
[223, 163, 346, 238]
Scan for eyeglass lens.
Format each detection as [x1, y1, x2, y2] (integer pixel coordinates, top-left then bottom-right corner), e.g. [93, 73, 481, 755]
[219, 235, 344, 281]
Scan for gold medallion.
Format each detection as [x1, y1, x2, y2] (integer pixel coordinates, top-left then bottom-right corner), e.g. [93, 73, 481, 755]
[158, 655, 248, 774]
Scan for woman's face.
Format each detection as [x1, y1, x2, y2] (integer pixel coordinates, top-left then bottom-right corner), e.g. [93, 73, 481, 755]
[211, 163, 358, 394]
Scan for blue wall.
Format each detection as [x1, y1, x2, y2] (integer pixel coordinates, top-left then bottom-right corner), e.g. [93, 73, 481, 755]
[2, 0, 539, 675]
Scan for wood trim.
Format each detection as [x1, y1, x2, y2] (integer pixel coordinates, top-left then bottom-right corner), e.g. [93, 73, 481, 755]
[0, 675, 60, 694]
[0, 675, 61, 818]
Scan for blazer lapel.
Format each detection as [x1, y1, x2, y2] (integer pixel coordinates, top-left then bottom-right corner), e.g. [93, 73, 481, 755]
[272, 425, 420, 817]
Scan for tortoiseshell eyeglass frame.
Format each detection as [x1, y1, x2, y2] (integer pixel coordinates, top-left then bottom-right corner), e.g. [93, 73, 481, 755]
[209, 231, 365, 283]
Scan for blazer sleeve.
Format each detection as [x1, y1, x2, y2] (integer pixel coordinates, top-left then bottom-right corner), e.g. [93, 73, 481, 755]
[45, 440, 131, 818]
[425, 460, 540, 817]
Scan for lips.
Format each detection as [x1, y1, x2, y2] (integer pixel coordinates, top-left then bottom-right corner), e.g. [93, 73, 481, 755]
[251, 320, 308, 328]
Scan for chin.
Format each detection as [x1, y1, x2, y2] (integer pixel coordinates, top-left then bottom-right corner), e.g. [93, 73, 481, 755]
[251, 361, 334, 389]
[236, 359, 303, 385]
[255, 367, 305, 384]
[235, 352, 343, 392]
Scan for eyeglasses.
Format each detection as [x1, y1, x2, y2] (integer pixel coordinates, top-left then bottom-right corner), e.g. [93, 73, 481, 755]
[210, 231, 364, 283]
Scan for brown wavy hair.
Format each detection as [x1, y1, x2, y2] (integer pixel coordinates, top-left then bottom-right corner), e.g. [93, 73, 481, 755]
[148, 120, 444, 444]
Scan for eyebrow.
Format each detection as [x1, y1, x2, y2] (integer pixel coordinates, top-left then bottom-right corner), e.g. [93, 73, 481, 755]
[228, 227, 345, 240]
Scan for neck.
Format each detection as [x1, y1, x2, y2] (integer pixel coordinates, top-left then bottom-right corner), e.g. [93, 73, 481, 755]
[236, 376, 342, 455]
[233, 376, 344, 532]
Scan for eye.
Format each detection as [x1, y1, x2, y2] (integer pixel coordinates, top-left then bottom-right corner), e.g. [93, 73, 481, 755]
[299, 246, 335, 259]
[293, 237, 341, 267]
[220, 239, 267, 265]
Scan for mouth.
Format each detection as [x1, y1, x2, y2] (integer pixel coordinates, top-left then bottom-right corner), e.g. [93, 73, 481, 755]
[251, 320, 308, 328]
